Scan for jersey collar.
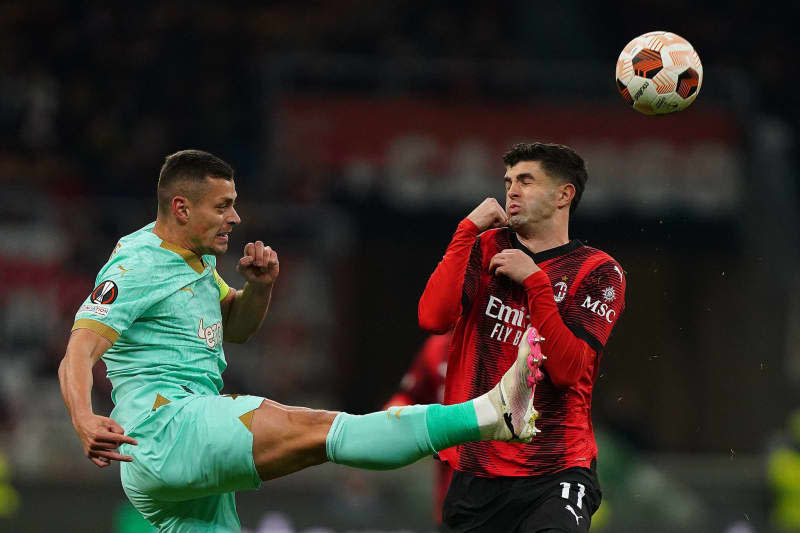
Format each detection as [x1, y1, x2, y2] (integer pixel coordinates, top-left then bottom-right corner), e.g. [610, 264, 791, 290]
[159, 241, 206, 275]
[512, 232, 583, 264]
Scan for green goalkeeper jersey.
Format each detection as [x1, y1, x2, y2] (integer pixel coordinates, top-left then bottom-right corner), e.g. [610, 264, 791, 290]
[72, 222, 232, 429]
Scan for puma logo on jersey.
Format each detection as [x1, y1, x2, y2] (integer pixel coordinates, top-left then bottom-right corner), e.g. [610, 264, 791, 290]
[386, 407, 406, 419]
[565, 504, 583, 525]
[180, 286, 195, 297]
[117, 265, 131, 276]
[197, 318, 223, 349]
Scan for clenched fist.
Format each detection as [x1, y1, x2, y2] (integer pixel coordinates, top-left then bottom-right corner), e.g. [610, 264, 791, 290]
[237, 241, 279, 286]
[467, 198, 508, 231]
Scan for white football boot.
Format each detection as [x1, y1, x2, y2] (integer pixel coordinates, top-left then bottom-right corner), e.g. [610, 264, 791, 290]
[482, 327, 546, 443]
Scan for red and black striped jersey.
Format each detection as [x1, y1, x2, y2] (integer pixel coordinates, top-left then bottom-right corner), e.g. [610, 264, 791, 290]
[385, 332, 451, 409]
[419, 219, 626, 478]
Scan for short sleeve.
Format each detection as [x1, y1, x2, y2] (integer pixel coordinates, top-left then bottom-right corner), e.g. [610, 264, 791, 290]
[213, 268, 231, 302]
[72, 265, 177, 344]
[564, 260, 626, 352]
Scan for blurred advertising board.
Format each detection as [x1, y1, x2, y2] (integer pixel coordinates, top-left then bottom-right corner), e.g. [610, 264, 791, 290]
[278, 97, 744, 217]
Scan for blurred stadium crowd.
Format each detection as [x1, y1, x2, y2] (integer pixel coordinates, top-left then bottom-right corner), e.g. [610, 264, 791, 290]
[2, 1, 795, 189]
[0, 1, 798, 531]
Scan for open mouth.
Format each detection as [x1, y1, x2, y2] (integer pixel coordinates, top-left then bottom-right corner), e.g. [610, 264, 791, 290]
[215, 232, 230, 242]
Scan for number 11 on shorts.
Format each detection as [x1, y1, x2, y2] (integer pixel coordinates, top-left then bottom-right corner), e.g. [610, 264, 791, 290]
[560, 482, 586, 509]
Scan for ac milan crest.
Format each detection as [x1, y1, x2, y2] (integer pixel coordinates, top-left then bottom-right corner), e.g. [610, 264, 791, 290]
[553, 281, 568, 303]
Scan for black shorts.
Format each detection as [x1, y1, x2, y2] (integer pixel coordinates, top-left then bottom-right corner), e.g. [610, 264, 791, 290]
[441, 465, 602, 533]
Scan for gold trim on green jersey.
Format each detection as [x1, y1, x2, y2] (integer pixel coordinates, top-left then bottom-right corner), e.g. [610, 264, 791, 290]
[213, 268, 231, 301]
[152, 393, 171, 411]
[239, 409, 255, 432]
[159, 241, 205, 274]
[72, 318, 120, 344]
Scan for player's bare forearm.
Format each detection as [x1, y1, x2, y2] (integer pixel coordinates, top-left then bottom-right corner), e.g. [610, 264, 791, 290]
[59, 329, 109, 423]
[60, 328, 136, 467]
[223, 240, 278, 342]
[222, 281, 273, 343]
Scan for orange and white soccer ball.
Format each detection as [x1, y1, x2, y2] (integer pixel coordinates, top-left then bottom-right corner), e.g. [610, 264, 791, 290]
[615, 31, 703, 115]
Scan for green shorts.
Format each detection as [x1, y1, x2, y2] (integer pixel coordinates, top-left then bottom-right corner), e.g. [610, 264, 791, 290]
[119, 392, 265, 532]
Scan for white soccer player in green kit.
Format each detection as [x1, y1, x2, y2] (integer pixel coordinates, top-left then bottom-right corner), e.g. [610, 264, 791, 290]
[59, 149, 546, 532]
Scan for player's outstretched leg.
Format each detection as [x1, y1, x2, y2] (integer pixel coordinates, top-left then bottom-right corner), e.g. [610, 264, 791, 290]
[324, 327, 546, 470]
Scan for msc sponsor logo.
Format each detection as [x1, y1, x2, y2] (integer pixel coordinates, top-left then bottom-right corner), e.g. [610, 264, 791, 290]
[581, 295, 616, 323]
[198, 318, 223, 349]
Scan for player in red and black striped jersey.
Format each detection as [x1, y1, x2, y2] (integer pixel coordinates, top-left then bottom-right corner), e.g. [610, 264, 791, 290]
[419, 142, 626, 532]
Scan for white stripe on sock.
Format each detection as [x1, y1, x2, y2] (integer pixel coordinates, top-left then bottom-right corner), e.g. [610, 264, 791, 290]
[473, 394, 499, 429]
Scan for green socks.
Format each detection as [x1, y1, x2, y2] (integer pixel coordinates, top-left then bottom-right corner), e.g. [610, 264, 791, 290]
[425, 402, 481, 451]
[325, 401, 485, 470]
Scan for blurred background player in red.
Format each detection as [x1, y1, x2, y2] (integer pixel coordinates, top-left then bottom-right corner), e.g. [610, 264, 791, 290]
[384, 331, 454, 526]
[419, 142, 627, 532]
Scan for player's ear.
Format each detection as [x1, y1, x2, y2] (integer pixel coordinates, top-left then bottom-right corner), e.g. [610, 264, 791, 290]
[172, 195, 191, 223]
[557, 183, 575, 209]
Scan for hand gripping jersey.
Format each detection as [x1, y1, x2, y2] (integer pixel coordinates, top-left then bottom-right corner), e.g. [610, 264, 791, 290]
[72, 222, 232, 430]
[419, 220, 626, 477]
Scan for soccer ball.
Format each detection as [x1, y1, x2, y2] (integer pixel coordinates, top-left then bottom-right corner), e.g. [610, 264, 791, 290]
[615, 31, 703, 115]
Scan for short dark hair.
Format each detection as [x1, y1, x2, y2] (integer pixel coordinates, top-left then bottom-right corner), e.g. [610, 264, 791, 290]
[502, 142, 588, 215]
[157, 150, 234, 214]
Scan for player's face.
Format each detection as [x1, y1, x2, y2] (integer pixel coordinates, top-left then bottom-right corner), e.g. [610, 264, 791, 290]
[504, 161, 561, 231]
[186, 177, 241, 255]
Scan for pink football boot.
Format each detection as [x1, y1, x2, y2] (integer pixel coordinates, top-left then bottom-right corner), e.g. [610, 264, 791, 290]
[488, 327, 547, 443]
